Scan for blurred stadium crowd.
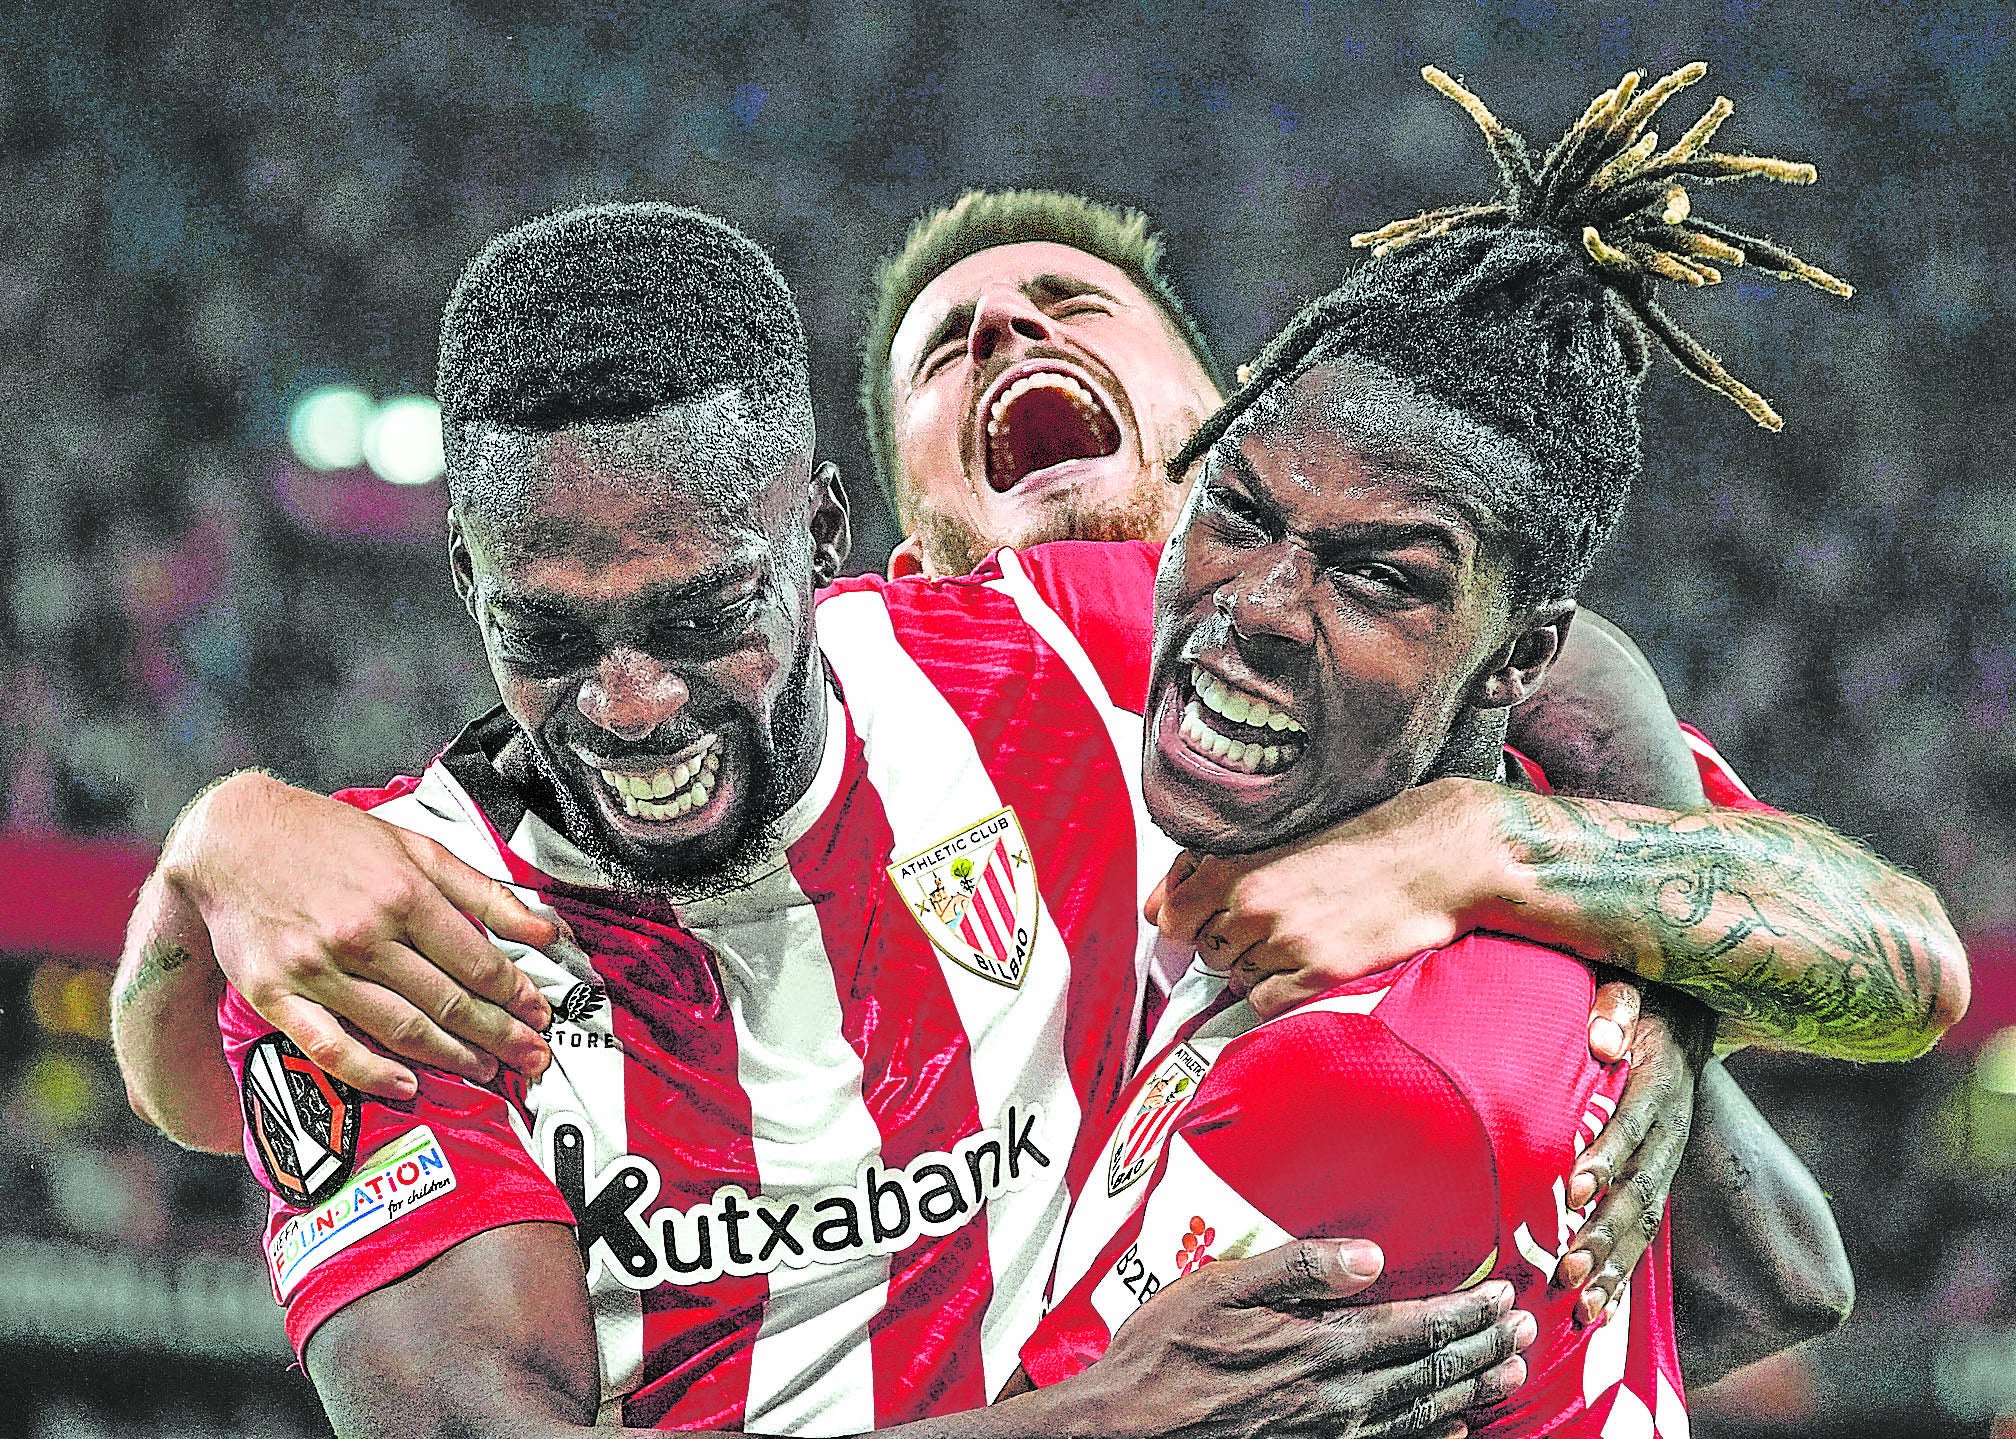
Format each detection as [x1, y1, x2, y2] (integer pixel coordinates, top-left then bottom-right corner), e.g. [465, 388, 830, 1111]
[1, 2, 2011, 1435]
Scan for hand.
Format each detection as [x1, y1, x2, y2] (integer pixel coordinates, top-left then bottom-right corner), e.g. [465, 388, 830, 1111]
[1081, 1238, 1534, 1439]
[1146, 779, 1504, 1018]
[1556, 985, 1714, 1325]
[166, 772, 558, 1097]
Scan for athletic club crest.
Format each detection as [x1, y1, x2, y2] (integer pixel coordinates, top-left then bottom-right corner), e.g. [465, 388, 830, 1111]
[888, 806, 1039, 988]
[1107, 1044, 1210, 1195]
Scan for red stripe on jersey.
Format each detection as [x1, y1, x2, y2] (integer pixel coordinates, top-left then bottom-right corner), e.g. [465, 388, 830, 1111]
[1678, 721, 1773, 812]
[1003, 541, 1162, 715]
[879, 568, 1147, 1154]
[533, 887, 767, 1431]
[785, 730, 993, 1425]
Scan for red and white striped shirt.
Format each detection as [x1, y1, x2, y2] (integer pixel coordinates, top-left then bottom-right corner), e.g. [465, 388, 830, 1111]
[1022, 939, 1690, 1439]
[221, 541, 1181, 1431]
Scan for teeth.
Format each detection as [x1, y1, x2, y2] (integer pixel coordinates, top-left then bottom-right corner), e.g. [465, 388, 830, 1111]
[1178, 698, 1302, 776]
[988, 371, 1103, 433]
[591, 733, 723, 819]
[1191, 664, 1302, 734]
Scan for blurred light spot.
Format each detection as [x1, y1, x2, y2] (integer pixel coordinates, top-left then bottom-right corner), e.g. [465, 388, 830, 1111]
[288, 385, 375, 471]
[1976, 1027, 2016, 1094]
[363, 396, 446, 486]
[30, 961, 112, 1041]
[22, 1053, 98, 1131]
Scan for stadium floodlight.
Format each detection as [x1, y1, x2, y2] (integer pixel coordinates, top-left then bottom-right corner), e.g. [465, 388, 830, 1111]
[287, 385, 375, 471]
[362, 395, 447, 486]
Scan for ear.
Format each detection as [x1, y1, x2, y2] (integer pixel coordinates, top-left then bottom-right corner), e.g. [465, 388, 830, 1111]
[447, 510, 479, 621]
[809, 461, 851, 587]
[1471, 602, 1577, 710]
[886, 532, 930, 580]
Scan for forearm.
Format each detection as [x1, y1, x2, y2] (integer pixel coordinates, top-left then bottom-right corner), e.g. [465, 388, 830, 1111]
[1669, 1062, 1853, 1385]
[110, 775, 260, 1153]
[1472, 786, 1968, 1060]
[111, 864, 238, 1151]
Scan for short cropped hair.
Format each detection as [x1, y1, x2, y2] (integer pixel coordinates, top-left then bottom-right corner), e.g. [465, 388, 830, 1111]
[438, 202, 812, 499]
[859, 190, 1224, 510]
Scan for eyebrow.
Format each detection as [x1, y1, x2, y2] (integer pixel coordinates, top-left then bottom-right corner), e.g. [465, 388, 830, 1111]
[489, 556, 766, 620]
[1210, 446, 1474, 565]
[906, 274, 1125, 380]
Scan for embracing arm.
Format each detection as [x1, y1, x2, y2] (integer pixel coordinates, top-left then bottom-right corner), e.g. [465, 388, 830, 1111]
[1666, 1060, 1853, 1385]
[111, 770, 557, 1151]
[1481, 789, 1967, 1061]
[307, 1221, 1527, 1439]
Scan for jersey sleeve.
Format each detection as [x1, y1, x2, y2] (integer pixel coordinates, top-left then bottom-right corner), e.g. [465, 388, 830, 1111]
[220, 987, 576, 1360]
[1677, 722, 1776, 812]
[1021, 1011, 1499, 1387]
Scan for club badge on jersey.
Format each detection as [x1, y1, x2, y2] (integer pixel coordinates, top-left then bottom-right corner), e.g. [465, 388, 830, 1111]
[242, 1032, 362, 1206]
[1107, 1044, 1209, 1195]
[888, 806, 1040, 989]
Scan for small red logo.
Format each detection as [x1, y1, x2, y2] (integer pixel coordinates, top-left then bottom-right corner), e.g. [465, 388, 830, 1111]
[1176, 1216, 1217, 1276]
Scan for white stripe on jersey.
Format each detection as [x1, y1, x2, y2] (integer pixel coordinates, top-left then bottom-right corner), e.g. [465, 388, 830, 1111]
[1683, 730, 1757, 800]
[987, 548, 1180, 926]
[679, 860, 886, 1437]
[817, 587, 1085, 1397]
[369, 777, 648, 1405]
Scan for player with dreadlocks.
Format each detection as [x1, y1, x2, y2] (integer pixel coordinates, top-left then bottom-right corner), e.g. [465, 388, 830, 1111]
[1024, 65, 1878, 1435]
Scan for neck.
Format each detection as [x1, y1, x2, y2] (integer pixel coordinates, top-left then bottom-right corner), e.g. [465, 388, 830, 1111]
[1423, 707, 1509, 786]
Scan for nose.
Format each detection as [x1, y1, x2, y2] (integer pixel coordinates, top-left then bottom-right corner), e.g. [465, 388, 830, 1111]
[577, 648, 690, 743]
[1220, 547, 1317, 662]
[968, 285, 1051, 367]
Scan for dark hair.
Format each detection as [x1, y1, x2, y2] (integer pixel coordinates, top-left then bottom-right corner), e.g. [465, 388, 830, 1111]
[1176, 63, 1852, 605]
[859, 189, 1224, 514]
[437, 202, 812, 496]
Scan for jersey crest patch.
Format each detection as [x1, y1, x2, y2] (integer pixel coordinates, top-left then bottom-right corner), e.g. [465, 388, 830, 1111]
[243, 1032, 362, 1207]
[888, 806, 1039, 989]
[1108, 1043, 1210, 1195]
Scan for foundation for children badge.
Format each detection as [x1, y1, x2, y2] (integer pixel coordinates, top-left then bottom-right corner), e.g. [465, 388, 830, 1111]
[889, 806, 1039, 988]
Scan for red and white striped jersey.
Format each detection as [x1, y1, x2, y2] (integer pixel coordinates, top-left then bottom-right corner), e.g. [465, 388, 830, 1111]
[1021, 939, 1689, 1439]
[220, 541, 1181, 1432]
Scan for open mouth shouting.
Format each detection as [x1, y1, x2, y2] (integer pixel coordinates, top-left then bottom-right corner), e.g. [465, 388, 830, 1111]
[1173, 663, 1306, 778]
[981, 361, 1123, 493]
[573, 731, 726, 828]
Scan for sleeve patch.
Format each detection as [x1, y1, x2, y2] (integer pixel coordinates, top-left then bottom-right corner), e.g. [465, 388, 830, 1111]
[268, 1125, 458, 1299]
[243, 1032, 363, 1206]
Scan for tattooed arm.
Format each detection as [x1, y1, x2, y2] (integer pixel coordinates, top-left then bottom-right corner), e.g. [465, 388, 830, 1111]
[112, 862, 239, 1151]
[1483, 790, 1968, 1061]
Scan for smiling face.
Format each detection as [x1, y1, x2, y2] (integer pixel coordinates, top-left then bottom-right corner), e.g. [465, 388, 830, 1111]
[885, 241, 1222, 576]
[1142, 358, 1573, 854]
[449, 390, 847, 893]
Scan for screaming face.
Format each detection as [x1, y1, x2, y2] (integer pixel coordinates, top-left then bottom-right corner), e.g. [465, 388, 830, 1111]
[886, 241, 1222, 576]
[449, 392, 845, 895]
[1142, 359, 1571, 855]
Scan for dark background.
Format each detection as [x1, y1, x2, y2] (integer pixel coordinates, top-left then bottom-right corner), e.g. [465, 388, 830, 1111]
[2, 2, 2012, 1435]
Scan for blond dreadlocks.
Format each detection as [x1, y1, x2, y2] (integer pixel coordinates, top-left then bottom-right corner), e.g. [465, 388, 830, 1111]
[1169, 63, 1851, 605]
[1354, 62, 1851, 430]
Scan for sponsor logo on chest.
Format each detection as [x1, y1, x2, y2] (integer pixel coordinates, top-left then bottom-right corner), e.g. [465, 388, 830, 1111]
[887, 806, 1040, 989]
[544, 1106, 1053, 1290]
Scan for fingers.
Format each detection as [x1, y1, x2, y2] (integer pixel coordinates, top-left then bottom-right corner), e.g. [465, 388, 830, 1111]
[400, 836, 554, 1031]
[1145, 851, 1203, 927]
[356, 941, 550, 1081]
[1351, 1306, 1536, 1437]
[1588, 979, 1641, 1064]
[1564, 1108, 1688, 1323]
[322, 963, 507, 1084]
[263, 992, 418, 1100]
[1335, 1279, 1518, 1370]
[1214, 1238, 1386, 1307]
[1153, 853, 1236, 953]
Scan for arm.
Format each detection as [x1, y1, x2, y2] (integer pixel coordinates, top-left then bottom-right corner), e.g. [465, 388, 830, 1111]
[307, 1220, 1529, 1439]
[112, 770, 558, 1148]
[1666, 1060, 1853, 1384]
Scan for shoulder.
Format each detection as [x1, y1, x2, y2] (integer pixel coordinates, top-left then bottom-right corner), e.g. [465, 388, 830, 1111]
[1377, 933, 1611, 1157]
